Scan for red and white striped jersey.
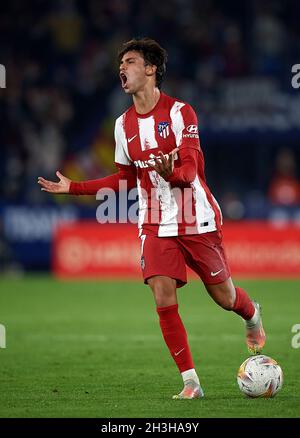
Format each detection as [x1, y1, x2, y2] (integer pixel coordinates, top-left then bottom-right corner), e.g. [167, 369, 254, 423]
[115, 92, 222, 237]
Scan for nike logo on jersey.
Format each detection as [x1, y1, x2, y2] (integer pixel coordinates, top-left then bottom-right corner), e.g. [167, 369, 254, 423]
[128, 135, 137, 143]
[174, 348, 185, 356]
[211, 269, 223, 277]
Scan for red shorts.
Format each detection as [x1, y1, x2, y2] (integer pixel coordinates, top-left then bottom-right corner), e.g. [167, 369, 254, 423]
[140, 231, 231, 287]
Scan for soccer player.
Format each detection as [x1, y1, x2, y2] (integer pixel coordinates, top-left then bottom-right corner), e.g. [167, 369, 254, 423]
[38, 38, 266, 400]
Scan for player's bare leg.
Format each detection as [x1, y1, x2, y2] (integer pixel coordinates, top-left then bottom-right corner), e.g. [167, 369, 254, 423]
[204, 277, 266, 354]
[148, 275, 178, 307]
[148, 275, 204, 399]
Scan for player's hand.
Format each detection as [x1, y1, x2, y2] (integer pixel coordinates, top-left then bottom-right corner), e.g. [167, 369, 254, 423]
[37, 171, 71, 194]
[149, 148, 179, 180]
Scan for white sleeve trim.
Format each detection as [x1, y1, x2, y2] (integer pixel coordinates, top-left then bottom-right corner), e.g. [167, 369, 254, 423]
[170, 101, 185, 147]
[114, 115, 132, 165]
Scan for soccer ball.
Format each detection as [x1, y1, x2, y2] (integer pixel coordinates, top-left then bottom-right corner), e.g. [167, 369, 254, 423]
[237, 355, 283, 398]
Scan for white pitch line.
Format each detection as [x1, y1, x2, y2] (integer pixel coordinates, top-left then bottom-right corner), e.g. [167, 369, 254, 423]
[21, 333, 284, 342]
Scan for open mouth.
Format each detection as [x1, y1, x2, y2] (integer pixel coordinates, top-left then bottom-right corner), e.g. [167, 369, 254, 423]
[120, 73, 128, 88]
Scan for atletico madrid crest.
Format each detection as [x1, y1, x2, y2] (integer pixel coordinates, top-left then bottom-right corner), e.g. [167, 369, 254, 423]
[157, 121, 170, 138]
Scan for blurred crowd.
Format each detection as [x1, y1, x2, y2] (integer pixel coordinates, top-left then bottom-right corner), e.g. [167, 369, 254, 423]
[1, 0, 300, 217]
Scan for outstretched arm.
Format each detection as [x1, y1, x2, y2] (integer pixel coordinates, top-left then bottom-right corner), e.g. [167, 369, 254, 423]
[38, 171, 71, 194]
[38, 164, 137, 195]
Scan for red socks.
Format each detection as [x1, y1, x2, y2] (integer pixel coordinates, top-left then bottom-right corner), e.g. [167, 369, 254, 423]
[233, 287, 255, 320]
[156, 304, 194, 373]
[156, 290, 254, 373]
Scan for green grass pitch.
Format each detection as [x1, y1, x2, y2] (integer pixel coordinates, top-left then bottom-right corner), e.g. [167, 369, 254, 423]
[0, 276, 299, 418]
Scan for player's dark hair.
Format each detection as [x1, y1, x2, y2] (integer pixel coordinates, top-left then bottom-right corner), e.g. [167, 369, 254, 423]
[118, 38, 167, 89]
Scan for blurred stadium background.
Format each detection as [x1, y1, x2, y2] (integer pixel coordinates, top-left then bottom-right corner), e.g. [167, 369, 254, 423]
[1, 0, 300, 274]
[1, 0, 300, 418]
